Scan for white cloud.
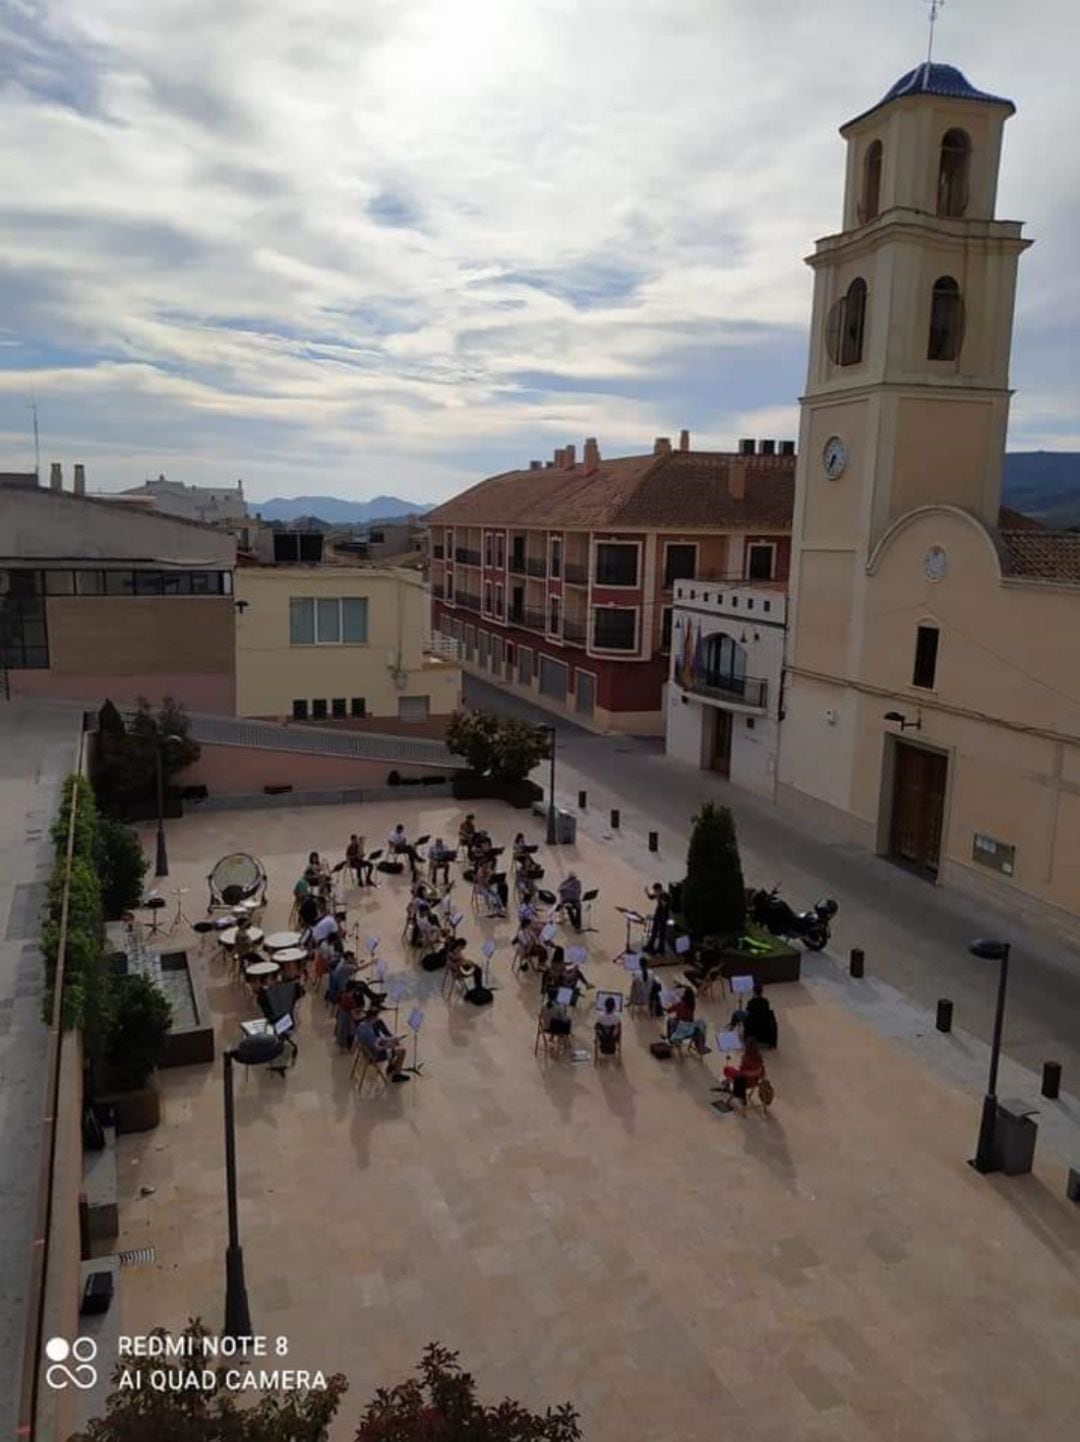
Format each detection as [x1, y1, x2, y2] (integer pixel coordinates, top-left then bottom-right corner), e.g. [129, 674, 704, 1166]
[0, 0, 1077, 500]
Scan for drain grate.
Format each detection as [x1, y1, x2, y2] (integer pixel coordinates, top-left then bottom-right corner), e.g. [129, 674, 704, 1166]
[118, 1245, 156, 1268]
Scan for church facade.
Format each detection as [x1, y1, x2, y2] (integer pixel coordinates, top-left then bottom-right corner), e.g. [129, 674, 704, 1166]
[777, 63, 1080, 935]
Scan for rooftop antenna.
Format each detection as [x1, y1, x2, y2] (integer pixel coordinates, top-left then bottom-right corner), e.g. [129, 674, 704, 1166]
[925, 0, 945, 63]
[29, 391, 41, 480]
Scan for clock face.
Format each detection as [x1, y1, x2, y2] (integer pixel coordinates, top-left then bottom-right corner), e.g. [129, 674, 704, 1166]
[822, 435, 847, 480]
[924, 546, 947, 582]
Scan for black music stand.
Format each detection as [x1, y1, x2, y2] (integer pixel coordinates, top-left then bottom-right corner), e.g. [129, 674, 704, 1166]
[580, 889, 599, 933]
[612, 907, 646, 963]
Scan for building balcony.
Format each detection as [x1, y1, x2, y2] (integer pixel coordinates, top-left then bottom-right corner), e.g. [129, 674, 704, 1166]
[509, 556, 526, 575]
[564, 562, 588, 585]
[562, 619, 586, 646]
[509, 607, 546, 633]
[526, 557, 546, 578]
[685, 674, 768, 711]
[454, 591, 481, 612]
[454, 548, 481, 566]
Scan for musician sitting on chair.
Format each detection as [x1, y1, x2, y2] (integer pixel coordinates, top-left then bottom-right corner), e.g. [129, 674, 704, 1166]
[428, 837, 453, 885]
[595, 996, 622, 1054]
[355, 1006, 410, 1083]
[557, 873, 583, 931]
[387, 823, 420, 879]
[458, 813, 477, 848]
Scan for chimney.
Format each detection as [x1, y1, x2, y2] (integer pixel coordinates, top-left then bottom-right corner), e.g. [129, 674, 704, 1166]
[563, 443, 576, 468]
[529, 460, 543, 471]
[73, 463, 86, 495]
[653, 436, 672, 456]
[679, 429, 690, 452]
[759, 439, 775, 456]
[728, 461, 746, 501]
[779, 439, 796, 456]
[583, 437, 601, 473]
[553, 447, 564, 467]
[49, 462, 63, 491]
[738, 438, 755, 456]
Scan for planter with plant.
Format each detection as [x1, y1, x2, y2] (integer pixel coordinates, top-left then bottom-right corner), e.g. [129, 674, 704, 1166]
[97, 973, 173, 1132]
[446, 708, 548, 807]
[678, 801, 747, 944]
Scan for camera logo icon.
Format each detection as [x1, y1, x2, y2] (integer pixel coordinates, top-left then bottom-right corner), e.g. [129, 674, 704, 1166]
[45, 1337, 98, 1390]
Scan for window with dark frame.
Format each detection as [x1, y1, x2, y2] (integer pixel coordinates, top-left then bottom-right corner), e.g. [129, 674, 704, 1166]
[0, 569, 49, 669]
[312, 698, 328, 719]
[927, 276, 965, 361]
[861, 139, 883, 222]
[549, 595, 560, 634]
[550, 537, 562, 579]
[824, 277, 868, 366]
[912, 625, 939, 689]
[292, 699, 308, 719]
[661, 607, 673, 651]
[663, 544, 696, 588]
[332, 697, 346, 717]
[350, 697, 366, 717]
[937, 128, 971, 218]
[594, 542, 639, 587]
[747, 545, 774, 581]
[592, 607, 636, 651]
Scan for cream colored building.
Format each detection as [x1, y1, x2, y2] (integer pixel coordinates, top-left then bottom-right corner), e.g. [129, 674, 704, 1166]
[235, 564, 461, 727]
[777, 61, 1080, 935]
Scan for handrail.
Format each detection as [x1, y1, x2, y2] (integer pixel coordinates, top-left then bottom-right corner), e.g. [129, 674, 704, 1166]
[17, 725, 86, 1441]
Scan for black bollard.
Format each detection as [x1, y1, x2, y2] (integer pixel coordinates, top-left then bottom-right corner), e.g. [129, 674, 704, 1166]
[610, 808, 620, 830]
[1042, 1061, 1062, 1100]
[578, 790, 587, 810]
[935, 998, 953, 1033]
[648, 831, 659, 852]
[849, 947, 864, 979]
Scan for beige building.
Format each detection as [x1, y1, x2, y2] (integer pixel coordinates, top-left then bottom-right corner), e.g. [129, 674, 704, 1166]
[234, 563, 460, 729]
[778, 61, 1080, 933]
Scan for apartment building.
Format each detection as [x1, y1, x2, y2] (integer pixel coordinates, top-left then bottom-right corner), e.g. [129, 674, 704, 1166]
[425, 433, 795, 733]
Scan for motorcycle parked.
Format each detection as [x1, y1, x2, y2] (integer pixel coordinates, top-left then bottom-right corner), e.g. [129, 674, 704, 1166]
[748, 886, 838, 951]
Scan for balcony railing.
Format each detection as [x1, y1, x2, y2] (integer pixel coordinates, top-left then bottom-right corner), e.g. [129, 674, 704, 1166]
[562, 619, 586, 645]
[564, 562, 588, 585]
[686, 674, 768, 710]
[454, 548, 481, 566]
[454, 591, 481, 611]
[526, 557, 546, 578]
[509, 607, 546, 632]
[509, 555, 526, 574]
[432, 545, 445, 560]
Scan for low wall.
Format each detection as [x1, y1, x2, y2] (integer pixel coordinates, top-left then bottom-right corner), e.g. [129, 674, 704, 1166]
[273, 713, 453, 740]
[181, 742, 449, 797]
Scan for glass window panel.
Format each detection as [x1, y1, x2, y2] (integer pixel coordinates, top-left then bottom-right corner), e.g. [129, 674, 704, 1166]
[350, 698, 366, 717]
[134, 571, 164, 595]
[161, 572, 190, 595]
[316, 598, 341, 643]
[595, 544, 638, 587]
[312, 698, 328, 719]
[341, 597, 368, 643]
[104, 571, 135, 595]
[289, 597, 315, 645]
[44, 571, 75, 595]
[188, 572, 213, 594]
[332, 697, 346, 717]
[292, 699, 308, 719]
[76, 571, 105, 595]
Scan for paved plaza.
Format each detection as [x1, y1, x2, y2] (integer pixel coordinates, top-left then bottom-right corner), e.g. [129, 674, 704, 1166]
[101, 795, 1080, 1441]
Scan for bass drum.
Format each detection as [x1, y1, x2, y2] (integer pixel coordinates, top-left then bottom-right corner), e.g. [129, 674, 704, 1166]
[208, 852, 266, 907]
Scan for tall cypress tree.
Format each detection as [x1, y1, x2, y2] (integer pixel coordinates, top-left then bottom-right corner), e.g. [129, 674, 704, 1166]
[681, 801, 747, 941]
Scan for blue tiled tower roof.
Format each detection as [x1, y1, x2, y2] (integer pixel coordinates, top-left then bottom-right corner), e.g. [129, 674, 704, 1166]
[844, 62, 1015, 129]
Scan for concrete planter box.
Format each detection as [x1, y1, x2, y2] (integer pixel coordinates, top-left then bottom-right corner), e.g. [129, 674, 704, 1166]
[719, 927, 802, 985]
[97, 1081, 161, 1134]
[158, 950, 216, 1067]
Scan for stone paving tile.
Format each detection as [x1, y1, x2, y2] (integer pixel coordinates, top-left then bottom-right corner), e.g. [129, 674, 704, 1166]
[106, 798, 1080, 1442]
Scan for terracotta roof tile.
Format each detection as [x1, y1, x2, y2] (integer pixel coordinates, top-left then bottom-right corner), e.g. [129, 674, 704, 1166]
[997, 505, 1046, 531]
[997, 530, 1080, 585]
[425, 450, 794, 532]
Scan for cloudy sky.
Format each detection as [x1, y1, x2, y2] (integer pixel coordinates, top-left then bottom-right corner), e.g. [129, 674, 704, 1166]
[0, 0, 1077, 504]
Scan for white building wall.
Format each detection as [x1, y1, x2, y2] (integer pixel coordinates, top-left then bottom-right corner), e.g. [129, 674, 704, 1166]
[664, 581, 787, 799]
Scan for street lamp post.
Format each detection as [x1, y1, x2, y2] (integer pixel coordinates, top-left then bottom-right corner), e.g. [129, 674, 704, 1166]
[969, 937, 1011, 1173]
[153, 732, 184, 878]
[545, 725, 557, 845]
[223, 1034, 285, 1339]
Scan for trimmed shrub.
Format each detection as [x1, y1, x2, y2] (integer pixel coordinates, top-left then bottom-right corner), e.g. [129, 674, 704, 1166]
[680, 801, 746, 942]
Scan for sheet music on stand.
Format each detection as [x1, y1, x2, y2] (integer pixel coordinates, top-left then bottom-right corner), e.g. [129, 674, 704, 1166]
[405, 1005, 426, 1077]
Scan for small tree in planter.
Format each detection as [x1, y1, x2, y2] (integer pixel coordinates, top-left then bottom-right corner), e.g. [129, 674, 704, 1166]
[94, 696, 200, 819]
[446, 709, 548, 804]
[680, 802, 746, 942]
[101, 975, 172, 1130]
[96, 816, 149, 919]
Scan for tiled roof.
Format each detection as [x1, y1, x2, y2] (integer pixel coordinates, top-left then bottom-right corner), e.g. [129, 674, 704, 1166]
[997, 531, 1080, 585]
[845, 62, 1015, 129]
[997, 505, 1045, 531]
[425, 450, 795, 532]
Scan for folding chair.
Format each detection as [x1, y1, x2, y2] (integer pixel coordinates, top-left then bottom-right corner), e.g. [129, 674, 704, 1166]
[593, 1027, 622, 1064]
[534, 1012, 571, 1058]
[351, 1040, 388, 1095]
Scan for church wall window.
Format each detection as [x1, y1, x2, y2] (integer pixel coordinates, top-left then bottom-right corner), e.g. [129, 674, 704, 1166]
[927, 276, 965, 361]
[937, 129, 971, 218]
[860, 140, 883, 222]
[825, 278, 868, 366]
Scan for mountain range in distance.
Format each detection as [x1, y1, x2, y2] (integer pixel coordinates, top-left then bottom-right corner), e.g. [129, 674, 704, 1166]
[254, 494, 430, 524]
[250, 453, 1080, 528]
